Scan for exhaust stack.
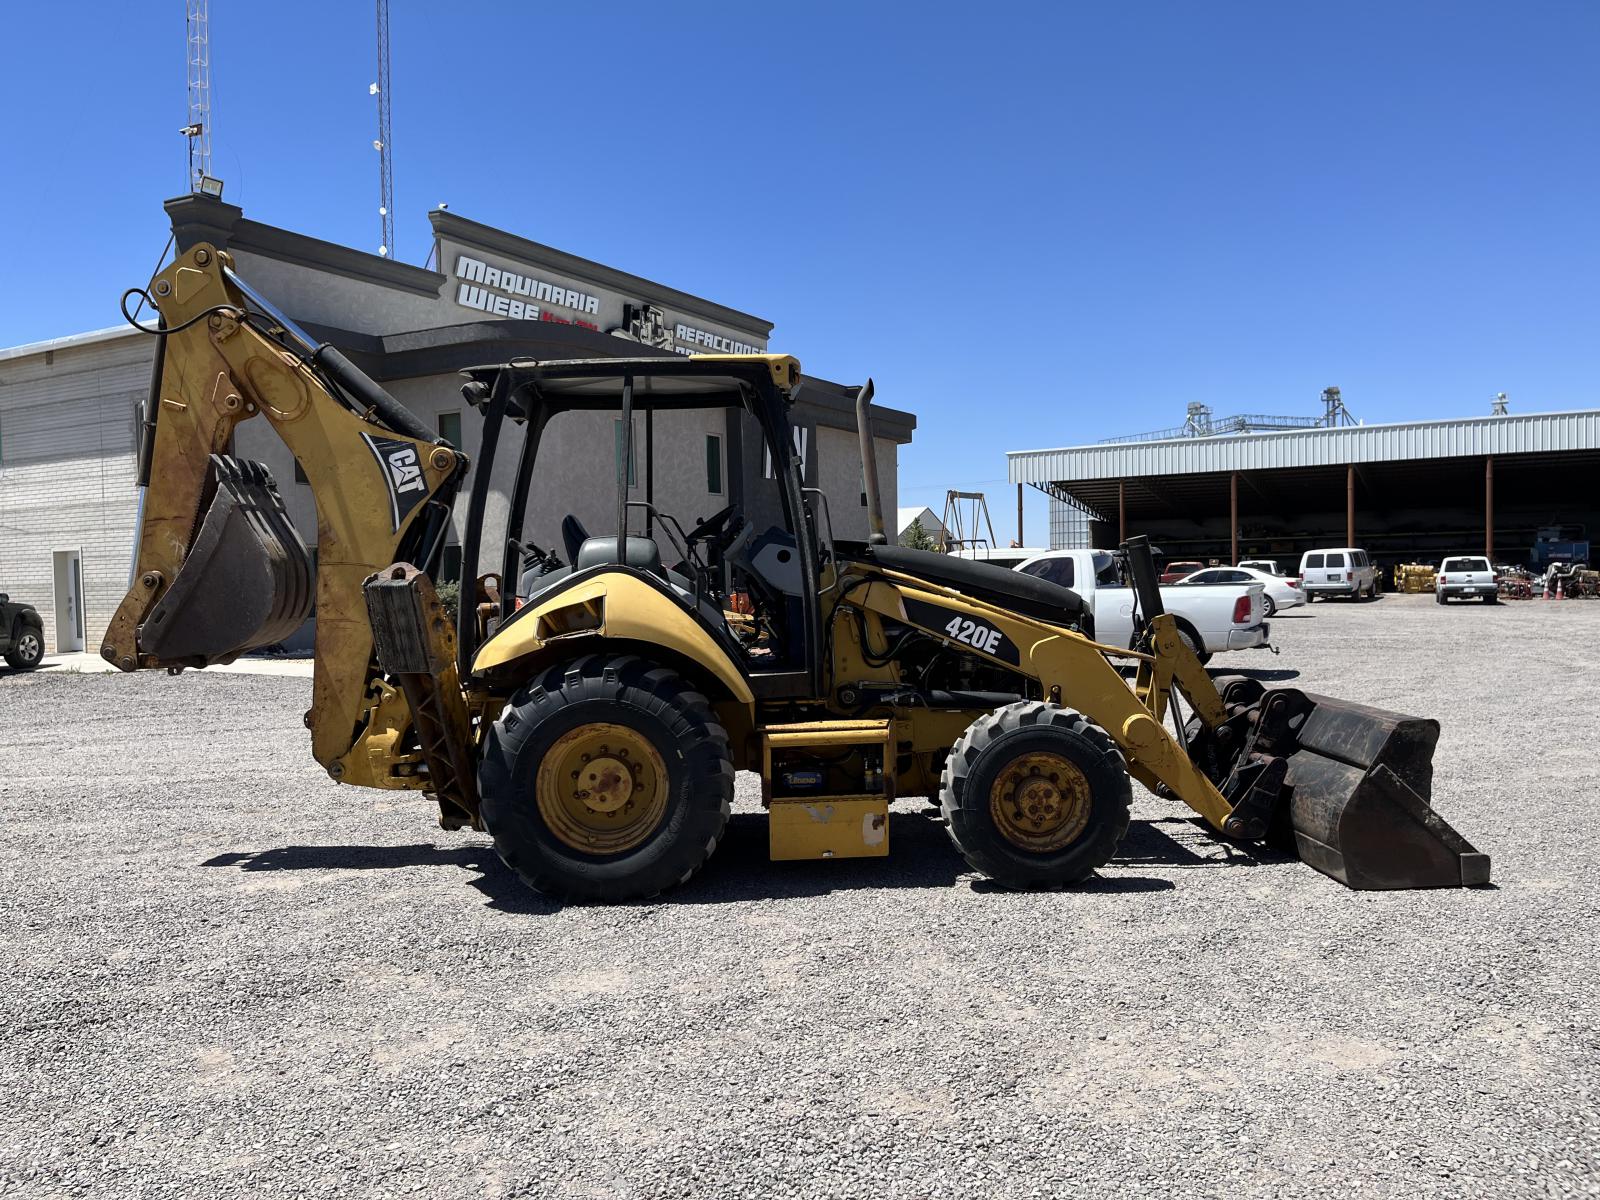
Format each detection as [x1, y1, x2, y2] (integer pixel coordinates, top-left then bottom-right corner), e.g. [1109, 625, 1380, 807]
[854, 379, 887, 545]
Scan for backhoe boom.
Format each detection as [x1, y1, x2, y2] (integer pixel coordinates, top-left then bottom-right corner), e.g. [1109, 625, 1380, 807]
[108, 245, 467, 784]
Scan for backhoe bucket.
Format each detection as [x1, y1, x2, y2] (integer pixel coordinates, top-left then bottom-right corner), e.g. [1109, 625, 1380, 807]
[137, 455, 314, 665]
[1213, 680, 1490, 890]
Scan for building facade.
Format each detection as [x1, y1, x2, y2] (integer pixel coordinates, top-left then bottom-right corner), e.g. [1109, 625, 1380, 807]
[0, 197, 915, 653]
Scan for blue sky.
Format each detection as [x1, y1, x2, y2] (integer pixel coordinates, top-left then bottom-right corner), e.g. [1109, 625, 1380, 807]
[2, 2, 1595, 535]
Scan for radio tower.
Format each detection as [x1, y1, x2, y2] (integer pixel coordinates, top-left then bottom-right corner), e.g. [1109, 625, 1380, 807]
[372, 0, 395, 257]
[184, 0, 212, 192]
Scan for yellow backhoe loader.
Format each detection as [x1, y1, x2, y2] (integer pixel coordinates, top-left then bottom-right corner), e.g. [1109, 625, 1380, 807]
[107, 246, 1489, 900]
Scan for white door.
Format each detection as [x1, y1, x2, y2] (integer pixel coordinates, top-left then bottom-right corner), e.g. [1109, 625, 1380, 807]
[52, 549, 85, 653]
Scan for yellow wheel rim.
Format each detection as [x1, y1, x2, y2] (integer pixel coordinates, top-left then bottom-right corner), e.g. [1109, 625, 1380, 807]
[535, 722, 670, 855]
[989, 751, 1092, 853]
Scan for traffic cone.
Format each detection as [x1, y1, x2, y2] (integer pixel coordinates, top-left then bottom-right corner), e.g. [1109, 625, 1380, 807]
[1557, 580, 1565, 601]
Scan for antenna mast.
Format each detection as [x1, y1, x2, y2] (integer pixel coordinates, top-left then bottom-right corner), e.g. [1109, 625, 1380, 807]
[373, 0, 394, 257]
[184, 0, 212, 192]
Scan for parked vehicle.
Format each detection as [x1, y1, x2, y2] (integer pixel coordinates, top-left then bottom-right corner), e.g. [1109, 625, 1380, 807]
[947, 546, 1049, 571]
[1298, 547, 1378, 601]
[1159, 560, 1205, 585]
[1237, 558, 1286, 576]
[1435, 556, 1498, 604]
[1016, 549, 1268, 662]
[1175, 565, 1304, 617]
[0, 593, 45, 670]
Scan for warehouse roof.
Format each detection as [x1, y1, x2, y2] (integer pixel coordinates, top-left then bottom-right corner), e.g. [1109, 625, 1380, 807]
[0, 325, 137, 363]
[1009, 408, 1600, 484]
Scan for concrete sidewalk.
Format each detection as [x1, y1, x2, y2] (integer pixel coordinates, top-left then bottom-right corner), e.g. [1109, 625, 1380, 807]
[38, 652, 314, 677]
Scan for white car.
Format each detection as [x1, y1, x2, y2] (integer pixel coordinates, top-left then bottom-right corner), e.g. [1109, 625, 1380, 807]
[1174, 565, 1304, 616]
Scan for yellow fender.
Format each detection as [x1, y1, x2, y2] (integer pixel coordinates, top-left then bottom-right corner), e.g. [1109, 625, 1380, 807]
[472, 571, 754, 705]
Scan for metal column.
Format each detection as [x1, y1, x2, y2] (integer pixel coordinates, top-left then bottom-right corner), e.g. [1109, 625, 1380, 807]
[1230, 472, 1239, 565]
[1016, 483, 1024, 547]
[1346, 465, 1356, 546]
[1118, 480, 1127, 544]
[1485, 455, 1495, 559]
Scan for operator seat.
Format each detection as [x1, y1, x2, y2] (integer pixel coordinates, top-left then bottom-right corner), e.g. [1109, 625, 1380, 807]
[574, 535, 670, 576]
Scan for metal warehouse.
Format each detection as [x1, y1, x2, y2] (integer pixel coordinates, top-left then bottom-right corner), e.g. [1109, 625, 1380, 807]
[0, 195, 914, 654]
[1010, 408, 1600, 569]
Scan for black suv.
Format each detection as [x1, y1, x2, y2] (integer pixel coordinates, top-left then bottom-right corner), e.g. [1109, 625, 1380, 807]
[0, 593, 45, 670]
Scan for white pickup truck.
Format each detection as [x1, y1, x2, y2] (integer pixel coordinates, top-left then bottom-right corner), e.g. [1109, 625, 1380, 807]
[1436, 555, 1498, 604]
[1014, 549, 1270, 662]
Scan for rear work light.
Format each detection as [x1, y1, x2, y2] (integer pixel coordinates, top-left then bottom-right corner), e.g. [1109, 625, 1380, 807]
[1232, 595, 1252, 624]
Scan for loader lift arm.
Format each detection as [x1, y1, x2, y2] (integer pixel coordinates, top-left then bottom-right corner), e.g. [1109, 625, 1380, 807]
[107, 245, 470, 792]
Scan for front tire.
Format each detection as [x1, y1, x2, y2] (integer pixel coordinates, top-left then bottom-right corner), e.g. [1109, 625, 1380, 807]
[5, 629, 43, 670]
[478, 655, 734, 902]
[940, 703, 1132, 889]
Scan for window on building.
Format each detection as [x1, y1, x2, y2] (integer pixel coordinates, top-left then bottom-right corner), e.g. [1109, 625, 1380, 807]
[437, 411, 463, 447]
[613, 419, 636, 486]
[705, 434, 723, 495]
[441, 543, 463, 582]
[294, 459, 308, 484]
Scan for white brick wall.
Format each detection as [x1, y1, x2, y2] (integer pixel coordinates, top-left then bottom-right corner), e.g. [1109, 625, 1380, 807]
[0, 333, 152, 654]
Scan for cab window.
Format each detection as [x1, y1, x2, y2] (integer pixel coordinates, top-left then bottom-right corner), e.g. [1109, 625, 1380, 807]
[1021, 557, 1075, 588]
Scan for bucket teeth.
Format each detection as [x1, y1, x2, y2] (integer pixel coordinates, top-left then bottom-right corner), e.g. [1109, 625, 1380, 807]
[137, 454, 315, 664]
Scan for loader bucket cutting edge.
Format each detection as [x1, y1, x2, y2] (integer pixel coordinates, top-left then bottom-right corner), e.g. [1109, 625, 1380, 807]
[137, 455, 314, 664]
[1218, 683, 1490, 890]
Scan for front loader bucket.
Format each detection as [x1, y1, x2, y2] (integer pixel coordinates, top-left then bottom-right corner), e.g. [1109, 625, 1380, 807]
[138, 455, 314, 665]
[1213, 681, 1490, 890]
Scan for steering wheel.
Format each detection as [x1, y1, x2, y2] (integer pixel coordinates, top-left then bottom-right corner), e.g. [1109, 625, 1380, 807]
[685, 504, 738, 546]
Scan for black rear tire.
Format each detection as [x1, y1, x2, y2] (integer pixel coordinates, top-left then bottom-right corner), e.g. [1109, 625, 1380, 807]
[478, 654, 733, 902]
[940, 702, 1131, 889]
[5, 628, 43, 670]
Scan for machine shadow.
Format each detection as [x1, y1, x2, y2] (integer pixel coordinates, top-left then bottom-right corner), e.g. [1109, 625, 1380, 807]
[1115, 816, 1296, 870]
[201, 808, 1302, 911]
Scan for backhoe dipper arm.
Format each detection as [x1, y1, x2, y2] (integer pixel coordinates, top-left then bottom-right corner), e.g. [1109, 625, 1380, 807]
[106, 245, 467, 782]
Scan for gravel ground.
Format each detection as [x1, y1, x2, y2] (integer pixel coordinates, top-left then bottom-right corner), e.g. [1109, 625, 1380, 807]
[2, 594, 1597, 1199]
